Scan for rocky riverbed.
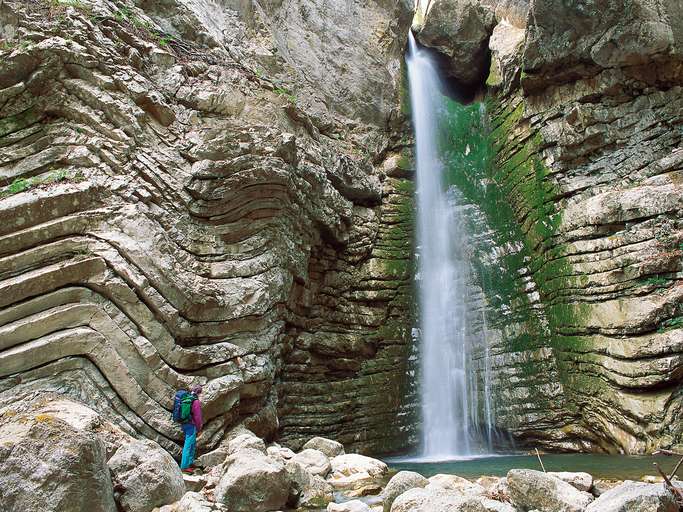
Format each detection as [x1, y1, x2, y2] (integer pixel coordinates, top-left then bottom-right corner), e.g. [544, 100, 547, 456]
[2, 396, 680, 512]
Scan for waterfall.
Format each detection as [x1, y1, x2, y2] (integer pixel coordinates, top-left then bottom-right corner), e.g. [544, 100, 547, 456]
[406, 32, 474, 459]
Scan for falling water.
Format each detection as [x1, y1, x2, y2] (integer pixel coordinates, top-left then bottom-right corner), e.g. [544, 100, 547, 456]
[406, 32, 474, 458]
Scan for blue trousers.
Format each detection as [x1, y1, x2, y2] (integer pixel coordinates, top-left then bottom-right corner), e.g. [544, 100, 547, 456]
[180, 423, 197, 469]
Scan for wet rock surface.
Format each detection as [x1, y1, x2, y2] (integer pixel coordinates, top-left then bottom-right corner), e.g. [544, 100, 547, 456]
[415, 0, 683, 454]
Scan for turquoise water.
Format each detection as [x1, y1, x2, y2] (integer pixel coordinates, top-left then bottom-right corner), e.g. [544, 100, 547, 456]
[387, 454, 682, 481]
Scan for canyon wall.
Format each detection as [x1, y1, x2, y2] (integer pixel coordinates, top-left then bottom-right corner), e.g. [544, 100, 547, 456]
[0, 0, 418, 455]
[416, 0, 683, 453]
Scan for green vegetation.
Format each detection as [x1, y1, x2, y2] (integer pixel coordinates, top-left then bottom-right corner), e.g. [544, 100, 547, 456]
[659, 316, 683, 333]
[0, 170, 78, 198]
[274, 86, 296, 105]
[0, 39, 31, 52]
[432, 91, 592, 376]
[640, 275, 669, 287]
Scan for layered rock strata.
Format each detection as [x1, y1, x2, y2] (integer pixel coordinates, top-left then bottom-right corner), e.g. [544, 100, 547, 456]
[416, 0, 683, 452]
[0, 0, 417, 455]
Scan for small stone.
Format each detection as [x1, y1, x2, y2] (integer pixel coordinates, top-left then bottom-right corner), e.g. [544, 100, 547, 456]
[183, 474, 206, 493]
[328, 500, 372, 512]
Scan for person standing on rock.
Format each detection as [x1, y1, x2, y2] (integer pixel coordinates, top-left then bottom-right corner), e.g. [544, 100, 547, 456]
[180, 384, 203, 473]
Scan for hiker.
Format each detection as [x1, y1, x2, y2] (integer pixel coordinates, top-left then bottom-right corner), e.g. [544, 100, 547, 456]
[173, 384, 203, 472]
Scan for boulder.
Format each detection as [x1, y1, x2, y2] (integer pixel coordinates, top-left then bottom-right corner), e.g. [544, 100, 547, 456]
[291, 448, 332, 477]
[286, 459, 335, 508]
[585, 481, 678, 512]
[428, 474, 485, 496]
[548, 472, 593, 493]
[0, 398, 117, 512]
[214, 448, 290, 512]
[303, 436, 346, 458]
[328, 454, 389, 496]
[108, 439, 185, 512]
[328, 500, 373, 512]
[507, 469, 594, 512]
[381, 471, 429, 512]
[390, 486, 487, 512]
[227, 433, 267, 455]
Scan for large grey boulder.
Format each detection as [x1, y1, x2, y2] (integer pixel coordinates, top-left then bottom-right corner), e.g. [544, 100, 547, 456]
[585, 481, 678, 512]
[214, 448, 290, 512]
[381, 471, 429, 512]
[303, 436, 346, 458]
[0, 398, 116, 512]
[508, 469, 594, 512]
[108, 439, 185, 512]
[390, 486, 488, 512]
[291, 448, 332, 477]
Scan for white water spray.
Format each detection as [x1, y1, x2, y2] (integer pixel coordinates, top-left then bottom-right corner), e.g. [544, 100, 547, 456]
[406, 32, 475, 458]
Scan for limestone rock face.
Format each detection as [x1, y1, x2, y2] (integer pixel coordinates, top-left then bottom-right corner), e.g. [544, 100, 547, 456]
[0, 0, 417, 457]
[507, 469, 593, 512]
[108, 440, 185, 512]
[214, 448, 291, 512]
[523, 0, 683, 79]
[0, 397, 117, 512]
[413, 0, 495, 85]
[585, 481, 678, 512]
